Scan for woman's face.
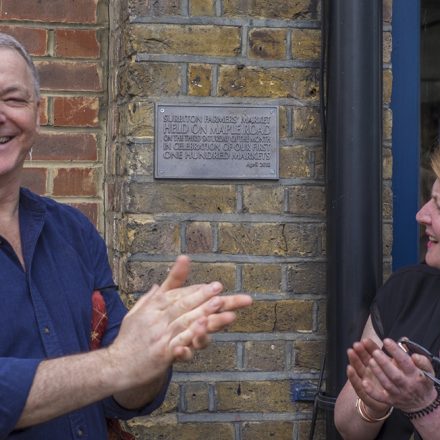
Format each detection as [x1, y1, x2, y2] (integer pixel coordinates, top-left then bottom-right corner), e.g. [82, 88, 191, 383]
[416, 178, 440, 269]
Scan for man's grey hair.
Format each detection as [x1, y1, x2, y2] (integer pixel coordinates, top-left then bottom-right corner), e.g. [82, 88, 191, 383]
[0, 32, 40, 100]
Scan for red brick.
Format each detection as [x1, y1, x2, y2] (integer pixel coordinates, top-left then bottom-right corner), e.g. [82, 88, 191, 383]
[52, 168, 98, 197]
[0, 26, 47, 56]
[33, 133, 97, 161]
[37, 61, 102, 92]
[53, 96, 99, 127]
[21, 167, 47, 195]
[0, 0, 98, 23]
[55, 29, 100, 58]
[70, 202, 99, 226]
[38, 96, 49, 126]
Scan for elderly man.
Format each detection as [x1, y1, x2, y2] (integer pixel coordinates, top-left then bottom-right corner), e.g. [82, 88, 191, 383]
[0, 33, 252, 439]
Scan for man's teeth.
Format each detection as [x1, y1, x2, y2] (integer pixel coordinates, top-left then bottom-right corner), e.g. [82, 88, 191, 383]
[0, 136, 12, 144]
[429, 236, 438, 243]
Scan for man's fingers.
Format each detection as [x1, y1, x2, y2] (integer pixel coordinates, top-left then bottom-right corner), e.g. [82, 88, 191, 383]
[217, 294, 253, 312]
[158, 255, 191, 293]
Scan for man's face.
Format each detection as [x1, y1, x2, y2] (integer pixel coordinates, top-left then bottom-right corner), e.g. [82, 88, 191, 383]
[0, 47, 39, 182]
[417, 178, 440, 269]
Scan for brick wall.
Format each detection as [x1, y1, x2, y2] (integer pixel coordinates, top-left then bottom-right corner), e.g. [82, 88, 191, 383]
[109, 1, 327, 439]
[0, 0, 108, 229]
[1, 0, 393, 439]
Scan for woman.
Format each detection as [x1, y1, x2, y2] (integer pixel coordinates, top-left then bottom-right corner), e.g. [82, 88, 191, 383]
[334, 151, 440, 439]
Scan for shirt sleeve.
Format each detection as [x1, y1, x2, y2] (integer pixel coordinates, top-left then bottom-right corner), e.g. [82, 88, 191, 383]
[0, 358, 42, 439]
[84, 217, 172, 418]
[102, 368, 172, 419]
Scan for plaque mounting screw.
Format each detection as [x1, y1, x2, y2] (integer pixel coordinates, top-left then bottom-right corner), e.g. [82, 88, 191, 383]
[160, 108, 165, 113]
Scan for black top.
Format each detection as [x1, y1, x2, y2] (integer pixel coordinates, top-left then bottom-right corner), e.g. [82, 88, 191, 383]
[370, 263, 440, 439]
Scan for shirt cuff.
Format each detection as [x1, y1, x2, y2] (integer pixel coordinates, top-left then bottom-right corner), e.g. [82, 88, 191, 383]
[103, 368, 172, 419]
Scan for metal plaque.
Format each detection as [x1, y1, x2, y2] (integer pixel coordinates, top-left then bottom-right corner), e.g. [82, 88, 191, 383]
[155, 104, 279, 179]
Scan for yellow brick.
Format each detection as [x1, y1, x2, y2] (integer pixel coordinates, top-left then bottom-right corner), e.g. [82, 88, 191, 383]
[129, 24, 241, 56]
[223, 0, 320, 20]
[242, 185, 284, 213]
[242, 264, 282, 293]
[126, 183, 236, 213]
[248, 28, 287, 60]
[218, 65, 319, 100]
[190, 0, 216, 16]
[188, 64, 212, 97]
[216, 380, 294, 412]
[291, 28, 320, 60]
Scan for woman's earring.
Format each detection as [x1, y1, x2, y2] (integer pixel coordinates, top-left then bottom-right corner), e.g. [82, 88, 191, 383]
[29, 148, 33, 161]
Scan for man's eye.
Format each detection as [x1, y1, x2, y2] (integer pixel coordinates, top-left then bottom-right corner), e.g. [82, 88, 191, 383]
[4, 98, 28, 106]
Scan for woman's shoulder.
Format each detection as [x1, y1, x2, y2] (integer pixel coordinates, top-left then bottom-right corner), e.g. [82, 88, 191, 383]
[388, 263, 440, 282]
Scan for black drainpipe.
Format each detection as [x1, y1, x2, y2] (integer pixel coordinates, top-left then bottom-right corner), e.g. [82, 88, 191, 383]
[324, 0, 383, 438]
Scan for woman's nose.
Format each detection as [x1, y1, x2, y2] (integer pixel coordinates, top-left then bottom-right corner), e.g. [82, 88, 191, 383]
[416, 203, 431, 224]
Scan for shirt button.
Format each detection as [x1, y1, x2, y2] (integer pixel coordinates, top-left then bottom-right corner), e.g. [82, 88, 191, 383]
[43, 326, 50, 334]
[76, 428, 84, 437]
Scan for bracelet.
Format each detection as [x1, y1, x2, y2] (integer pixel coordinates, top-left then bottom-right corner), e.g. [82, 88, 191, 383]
[356, 397, 394, 423]
[402, 385, 440, 420]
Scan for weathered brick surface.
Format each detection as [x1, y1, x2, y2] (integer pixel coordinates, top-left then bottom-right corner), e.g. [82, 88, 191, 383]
[154, 382, 179, 415]
[188, 64, 212, 97]
[185, 263, 236, 292]
[55, 29, 101, 58]
[287, 262, 326, 294]
[279, 146, 314, 178]
[129, 25, 241, 56]
[52, 168, 98, 197]
[222, 0, 320, 20]
[242, 421, 294, 440]
[125, 219, 180, 254]
[185, 222, 213, 253]
[293, 106, 321, 138]
[120, 63, 182, 97]
[33, 133, 97, 161]
[242, 264, 282, 293]
[53, 96, 100, 127]
[126, 261, 236, 293]
[0, 26, 47, 55]
[38, 61, 102, 92]
[218, 66, 319, 99]
[294, 340, 325, 370]
[126, 183, 236, 214]
[184, 382, 210, 412]
[248, 28, 287, 60]
[244, 341, 286, 371]
[128, 0, 181, 17]
[0, 0, 98, 23]
[216, 380, 294, 411]
[129, 422, 234, 440]
[38, 97, 49, 126]
[291, 28, 320, 60]
[218, 223, 322, 257]
[242, 185, 284, 213]
[175, 342, 237, 372]
[275, 300, 314, 332]
[227, 301, 275, 332]
[190, 0, 216, 16]
[103, 0, 392, 436]
[287, 186, 325, 215]
[121, 101, 154, 138]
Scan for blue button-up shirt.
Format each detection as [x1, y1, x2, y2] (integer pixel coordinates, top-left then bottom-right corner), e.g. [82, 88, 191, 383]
[0, 188, 169, 439]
